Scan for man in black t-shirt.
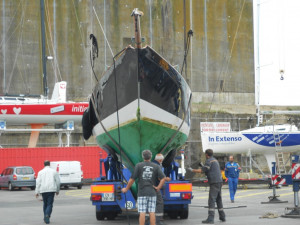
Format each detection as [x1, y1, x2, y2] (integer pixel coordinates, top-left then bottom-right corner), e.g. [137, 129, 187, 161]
[122, 150, 166, 225]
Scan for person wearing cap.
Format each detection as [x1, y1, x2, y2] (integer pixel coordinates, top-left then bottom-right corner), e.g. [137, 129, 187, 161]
[187, 149, 225, 224]
[225, 155, 241, 203]
[122, 150, 166, 225]
[35, 160, 60, 224]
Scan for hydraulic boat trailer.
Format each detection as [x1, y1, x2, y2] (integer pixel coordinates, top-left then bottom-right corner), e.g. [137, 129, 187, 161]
[90, 154, 193, 220]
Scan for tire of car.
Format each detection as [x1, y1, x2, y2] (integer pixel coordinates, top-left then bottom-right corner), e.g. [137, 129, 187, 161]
[8, 182, 14, 191]
[96, 210, 105, 220]
[77, 185, 82, 189]
[30, 186, 35, 190]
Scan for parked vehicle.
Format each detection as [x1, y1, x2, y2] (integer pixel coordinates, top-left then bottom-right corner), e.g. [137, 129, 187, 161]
[0, 166, 36, 191]
[50, 161, 83, 189]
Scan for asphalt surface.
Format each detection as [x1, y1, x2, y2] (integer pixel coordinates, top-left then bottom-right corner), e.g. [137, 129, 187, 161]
[0, 185, 299, 225]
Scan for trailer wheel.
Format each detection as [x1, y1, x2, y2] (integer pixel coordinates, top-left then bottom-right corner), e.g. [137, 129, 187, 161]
[77, 185, 82, 189]
[96, 211, 105, 220]
[168, 211, 178, 219]
[107, 212, 117, 220]
[180, 207, 189, 219]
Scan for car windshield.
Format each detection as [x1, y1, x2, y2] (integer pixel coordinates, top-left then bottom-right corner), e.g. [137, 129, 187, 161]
[16, 168, 34, 175]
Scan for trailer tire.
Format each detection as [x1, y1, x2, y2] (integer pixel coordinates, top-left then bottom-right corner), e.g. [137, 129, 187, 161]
[107, 212, 117, 220]
[180, 207, 189, 219]
[96, 211, 105, 220]
[77, 185, 82, 189]
[168, 211, 178, 219]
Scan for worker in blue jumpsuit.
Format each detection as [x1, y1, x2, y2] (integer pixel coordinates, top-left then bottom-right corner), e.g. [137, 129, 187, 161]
[225, 155, 241, 203]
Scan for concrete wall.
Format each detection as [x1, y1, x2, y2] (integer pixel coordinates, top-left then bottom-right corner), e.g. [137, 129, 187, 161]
[193, 92, 255, 105]
[0, 0, 254, 99]
[0, 0, 259, 173]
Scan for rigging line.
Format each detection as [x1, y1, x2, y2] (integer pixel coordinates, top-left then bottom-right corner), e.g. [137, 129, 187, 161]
[93, 6, 114, 57]
[0, 0, 22, 48]
[45, 21, 57, 82]
[221, 0, 246, 89]
[45, 0, 59, 82]
[71, 0, 90, 59]
[5, 4, 26, 93]
[45, 0, 59, 83]
[45, 0, 62, 82]
[89, 93, 135, 171]
[180, 30, 193, 75]
[207, 0, 246, 115]
[45, 0, 57, 82]
[113, 53, 131, 225]
[277, 0, 285, 79]
[19, 1, 30, 93]
[159, 93, 192, 154]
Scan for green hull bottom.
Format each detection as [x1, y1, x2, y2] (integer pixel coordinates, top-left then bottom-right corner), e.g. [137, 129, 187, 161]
[96, 119, 188, 196]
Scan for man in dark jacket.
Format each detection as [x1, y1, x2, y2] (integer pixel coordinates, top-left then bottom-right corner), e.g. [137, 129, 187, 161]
[188, 149, 225, 224]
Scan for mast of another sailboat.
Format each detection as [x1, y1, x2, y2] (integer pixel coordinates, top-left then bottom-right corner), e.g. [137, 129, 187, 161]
[2, 0, 6, 94]
[253, 0, 261, 126]
[40, 0, 48, 98]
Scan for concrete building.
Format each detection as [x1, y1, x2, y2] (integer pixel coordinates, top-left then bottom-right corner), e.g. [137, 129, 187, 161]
[0, 0, 254, 101]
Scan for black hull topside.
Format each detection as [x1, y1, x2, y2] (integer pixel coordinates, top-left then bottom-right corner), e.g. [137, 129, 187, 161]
[83, 46, 191, 139]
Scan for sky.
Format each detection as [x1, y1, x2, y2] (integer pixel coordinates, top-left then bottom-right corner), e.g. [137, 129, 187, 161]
[256, 0, 300, 105]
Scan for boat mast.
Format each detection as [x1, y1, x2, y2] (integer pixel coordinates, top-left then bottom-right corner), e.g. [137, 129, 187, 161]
[131, 8, 143, 49]
[183, 0, 187, 80]
[40, 0, 48, 98]
[131, 8, 143, 122]
[253, 0, 261, 126]
[2, 0, 5, 94]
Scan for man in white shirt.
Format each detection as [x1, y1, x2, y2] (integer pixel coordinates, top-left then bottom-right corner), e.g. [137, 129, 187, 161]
[35, 160, 60, 224]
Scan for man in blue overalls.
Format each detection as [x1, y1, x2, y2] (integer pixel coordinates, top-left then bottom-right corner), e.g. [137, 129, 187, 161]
[225, 155, 241, 203]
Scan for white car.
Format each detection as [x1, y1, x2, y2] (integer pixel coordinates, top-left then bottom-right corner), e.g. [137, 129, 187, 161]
[50, 161, 83, 189]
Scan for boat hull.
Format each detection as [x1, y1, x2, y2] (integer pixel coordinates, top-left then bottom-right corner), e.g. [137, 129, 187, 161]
[84, 46, 191, 173]
[201, 131, 300, 154]
[92, 99, 189, 170]
[0, 103, 88, 125]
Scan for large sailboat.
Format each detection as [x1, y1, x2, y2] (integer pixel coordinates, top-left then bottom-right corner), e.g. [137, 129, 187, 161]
[83, 9, 191, 174]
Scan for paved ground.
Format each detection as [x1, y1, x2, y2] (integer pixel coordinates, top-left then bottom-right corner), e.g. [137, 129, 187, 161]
[0, 185, 299, 225]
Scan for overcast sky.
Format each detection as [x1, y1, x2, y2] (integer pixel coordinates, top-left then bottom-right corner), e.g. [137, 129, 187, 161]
[256, 0, 300, 106]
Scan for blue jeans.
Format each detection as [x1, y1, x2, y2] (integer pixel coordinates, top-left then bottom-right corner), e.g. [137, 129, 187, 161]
[42, 192, 55, 217]
[228, 177, 238, 201]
